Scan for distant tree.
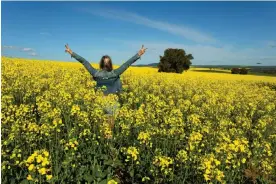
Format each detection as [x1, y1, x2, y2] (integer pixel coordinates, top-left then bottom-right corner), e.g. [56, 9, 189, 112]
[231, 68, 248, 75]
[158, 48, 193, 73]
[231, 68, 240, 74]
[240, 68, 248, 75]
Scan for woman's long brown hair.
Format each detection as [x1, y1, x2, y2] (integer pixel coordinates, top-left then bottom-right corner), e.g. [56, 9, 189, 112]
[99, 55, 113, 72]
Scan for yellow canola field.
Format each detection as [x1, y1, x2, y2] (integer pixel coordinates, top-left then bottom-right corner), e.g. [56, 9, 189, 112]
[1, 57, 276, 184]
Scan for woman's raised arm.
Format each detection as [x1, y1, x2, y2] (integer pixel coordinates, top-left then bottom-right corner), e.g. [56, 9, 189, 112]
[65, 44, 97, 76]
[114, 45, 147, 76]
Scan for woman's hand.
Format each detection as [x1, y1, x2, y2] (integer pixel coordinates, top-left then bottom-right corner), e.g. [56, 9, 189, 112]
[138, 45, 147, 56]
[65, 44, 73, 55]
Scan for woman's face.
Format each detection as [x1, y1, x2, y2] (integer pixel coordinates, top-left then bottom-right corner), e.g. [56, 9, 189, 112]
[104, 58, 111, 67]
[100, 55, 113, 71]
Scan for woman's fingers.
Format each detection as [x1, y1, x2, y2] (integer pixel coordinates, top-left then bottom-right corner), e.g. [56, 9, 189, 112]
[65, 43, 70, 50]
[65, 44, 72, 54]
[140, 45, 147, 51]
[138, 45, 147, 56]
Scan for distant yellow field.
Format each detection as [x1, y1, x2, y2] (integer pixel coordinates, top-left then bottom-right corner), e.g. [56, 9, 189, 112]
[1, 57, 276, 184]
[4, 57, 275, 82]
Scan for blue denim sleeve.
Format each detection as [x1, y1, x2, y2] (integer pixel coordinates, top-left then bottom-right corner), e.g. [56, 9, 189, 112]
[71, 52, 98, 76]
[114, 53, 141, 76]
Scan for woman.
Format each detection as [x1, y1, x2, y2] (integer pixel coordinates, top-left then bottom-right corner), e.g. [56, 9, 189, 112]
[65, 44, 147, 129]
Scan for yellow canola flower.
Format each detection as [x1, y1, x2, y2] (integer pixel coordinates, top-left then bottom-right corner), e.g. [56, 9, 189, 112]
[176, 150, 188, 163]
[38, 167, 47, 175]
[107, 179, 118, 184]
[41, 159, 50, 167]
[28, 164, 35, 171]
[46, 175, 53, 180]
[215, 170, 225, 182]
[137, 131, 151, 145]
[36, 154, 44, 163]
[126, 147, 139, 161]
[27, 174, 33, 181]
[43, 151, 49, 157]
[2, 57, 276, 183]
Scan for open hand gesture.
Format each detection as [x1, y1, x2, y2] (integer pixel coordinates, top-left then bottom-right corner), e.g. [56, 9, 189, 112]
[138, 45, 147, 56]
[65, 44, 73, 55]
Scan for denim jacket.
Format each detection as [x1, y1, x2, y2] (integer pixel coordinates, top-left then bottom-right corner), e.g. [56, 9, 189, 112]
[71, 52, 141, 95]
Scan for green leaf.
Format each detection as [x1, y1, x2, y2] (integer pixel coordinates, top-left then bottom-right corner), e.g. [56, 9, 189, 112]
[20, 179, 29, 184]
[113, 160, 123, 167]
[104, 159, 113, 165]
[101, 154, 109, 160]
[114, 178, 120, 183]
[54, 164, 61, 174]
[129, 169, 134, 177]
[95, 168, 102, 178]
[83, 173, 94, 183]
[101, 169, 108, 178]
[10, 179, 16, 184]
[99, 179, 107, 184]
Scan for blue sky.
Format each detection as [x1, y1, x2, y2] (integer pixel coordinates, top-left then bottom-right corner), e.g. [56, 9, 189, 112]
[2, 2, 276, 65]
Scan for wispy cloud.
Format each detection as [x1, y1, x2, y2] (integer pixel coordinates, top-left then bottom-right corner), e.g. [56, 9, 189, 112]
[267, 40, 276, 48]
[22, 48, 34, 52]
[2, 45, 35, 52]
[40, 32, 51, 36]
[2, 45, 38, 57]
[104, 39, 276, 65]
[81, 7, 216, 44]
[2, 45, 18, 50]
[29, 52, 38, 56]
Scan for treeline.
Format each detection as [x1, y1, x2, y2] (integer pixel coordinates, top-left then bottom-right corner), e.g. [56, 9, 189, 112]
[231, 68, 276, 75]
[249, 68, 276, 74]
[231, 68, 249, 75]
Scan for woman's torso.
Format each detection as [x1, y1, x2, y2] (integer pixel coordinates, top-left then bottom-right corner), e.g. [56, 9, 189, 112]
[93, 70, 122, 95]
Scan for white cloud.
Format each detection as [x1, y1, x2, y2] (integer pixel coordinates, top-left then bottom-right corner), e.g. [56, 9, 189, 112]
[78, 7, 275, 65]
[22, 48, 34, 52]
[2, 45, 17, 49]
[2, 46, 34, 52]
[29, 52, 37, 56]
[107, 39, 276, 66]
[82, 8, 216, 44]
[2, 45, 38, 56]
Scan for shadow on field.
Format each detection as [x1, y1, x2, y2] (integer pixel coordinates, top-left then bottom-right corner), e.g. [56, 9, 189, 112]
[247, 72, 276, 77]
[192, 69, 230, 74]
[193, 69, 276, 77]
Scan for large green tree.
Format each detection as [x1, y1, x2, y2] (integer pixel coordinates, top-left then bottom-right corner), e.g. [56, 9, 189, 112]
[158, 48, 193, 73]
